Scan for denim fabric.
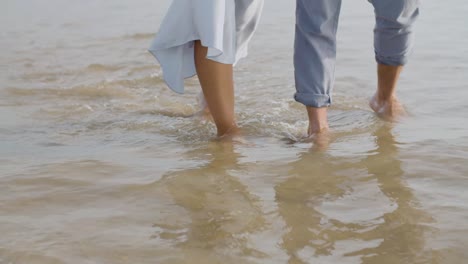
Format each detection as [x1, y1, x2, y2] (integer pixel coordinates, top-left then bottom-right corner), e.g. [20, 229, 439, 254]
[294, 0, 420, 107]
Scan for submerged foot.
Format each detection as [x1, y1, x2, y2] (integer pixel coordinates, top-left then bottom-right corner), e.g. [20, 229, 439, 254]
[217, 126, 253, 145]
[305, 107, 330, 150]
[218, 125, 241, 138]
[369, 94, 407, 121]
[307, 126, 330, 151]
[308, 131, 330, 151]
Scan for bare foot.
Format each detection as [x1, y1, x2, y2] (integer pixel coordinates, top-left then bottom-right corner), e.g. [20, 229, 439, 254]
[307, 107, 329, 135]
[369, 94, 407, 121]
[307, 129, 330, 151]
[218, 125, 241, 139]
[308, 125, 329, 136]
[216, 126, 255, 146]
[304, 106, 330, 150]
[194, 92, 247, 142]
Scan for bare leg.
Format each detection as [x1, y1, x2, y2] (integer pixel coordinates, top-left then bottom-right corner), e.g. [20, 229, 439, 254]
[194, 91, 213, 122]
[369, 64, 407, 121]
[307, 107, 329, 135]
[306, 107, 330, 149]
[194, 40, 239, 137]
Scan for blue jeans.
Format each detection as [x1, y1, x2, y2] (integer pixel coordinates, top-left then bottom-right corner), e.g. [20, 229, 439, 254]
[294, 0, 420, 108]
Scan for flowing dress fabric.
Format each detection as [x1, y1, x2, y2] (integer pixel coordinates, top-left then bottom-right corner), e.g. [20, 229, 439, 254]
[149, 0, 264, 94]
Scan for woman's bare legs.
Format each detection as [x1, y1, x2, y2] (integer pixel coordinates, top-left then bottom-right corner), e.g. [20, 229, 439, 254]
[194, 40, 239, 137]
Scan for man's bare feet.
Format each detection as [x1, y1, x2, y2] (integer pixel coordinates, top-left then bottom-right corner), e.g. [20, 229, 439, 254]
[372, 63, 407, 121]
[307, 106, 329, 136]
[307, 129, 330, 151]
[306, 107, 330, 150]
[369, 94, 407, 121]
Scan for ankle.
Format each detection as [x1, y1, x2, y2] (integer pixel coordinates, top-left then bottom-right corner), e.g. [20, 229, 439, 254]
[306, 106, 329, 135]
[374, 93, 397, 105]
[309, 122, 329, 135]
[217, 123, 239, 137]
[376, 64, 403, 104]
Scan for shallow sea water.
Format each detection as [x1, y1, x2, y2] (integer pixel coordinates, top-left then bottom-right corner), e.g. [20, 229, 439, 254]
[1, 0, 468, 263]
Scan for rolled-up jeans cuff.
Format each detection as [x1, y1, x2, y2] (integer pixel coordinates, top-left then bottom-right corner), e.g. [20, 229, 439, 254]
[294, 93, 331, 108]
[375, 54, 408, 66]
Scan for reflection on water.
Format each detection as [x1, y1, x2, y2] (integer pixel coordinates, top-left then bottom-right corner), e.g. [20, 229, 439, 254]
[359, 126, 434, 263]
[144, 126, 437, 263]
[154, 142, 267, 262]
[276, 125, 435, 263]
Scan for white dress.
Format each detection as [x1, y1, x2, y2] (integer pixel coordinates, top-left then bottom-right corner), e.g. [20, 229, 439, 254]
[149, 0, 264, 94]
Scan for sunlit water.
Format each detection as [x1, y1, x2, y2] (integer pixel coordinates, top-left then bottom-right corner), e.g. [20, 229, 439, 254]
[1, 1, 467, 263]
